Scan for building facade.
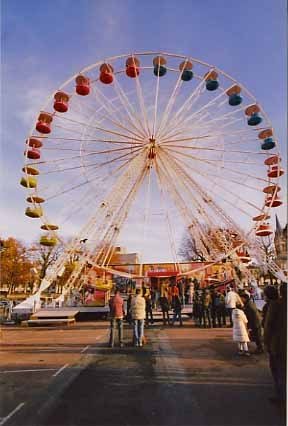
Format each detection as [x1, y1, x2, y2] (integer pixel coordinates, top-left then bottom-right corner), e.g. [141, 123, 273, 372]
[274, 215, 288, 273]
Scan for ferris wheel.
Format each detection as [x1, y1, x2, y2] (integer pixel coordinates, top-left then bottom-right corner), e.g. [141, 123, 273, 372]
[20, 51, 285, 286]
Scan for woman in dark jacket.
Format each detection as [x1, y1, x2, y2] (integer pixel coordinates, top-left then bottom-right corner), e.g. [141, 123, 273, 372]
[262, 286, 278, 327]
[240, 293, 264, 354]
[264, 283, 286, 405]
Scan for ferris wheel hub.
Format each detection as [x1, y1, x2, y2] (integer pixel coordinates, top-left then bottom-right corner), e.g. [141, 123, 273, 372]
[148, 138, 156, 161]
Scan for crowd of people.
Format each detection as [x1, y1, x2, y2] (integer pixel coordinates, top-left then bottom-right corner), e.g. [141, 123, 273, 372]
[108, 281, 286, 405]
[108, 285, 185, 348]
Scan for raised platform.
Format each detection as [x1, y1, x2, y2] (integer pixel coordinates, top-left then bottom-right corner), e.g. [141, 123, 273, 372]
[28, 309, 79, 326]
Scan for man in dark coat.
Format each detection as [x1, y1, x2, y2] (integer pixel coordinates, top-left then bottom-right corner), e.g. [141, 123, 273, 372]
[159, 293, 170, 325]
[240, 293, 264, 354]
[171, 295, 183, 326]
[264, 282, 286, 405]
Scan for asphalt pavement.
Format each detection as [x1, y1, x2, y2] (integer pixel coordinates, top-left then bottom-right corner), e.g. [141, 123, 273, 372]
[1, 321, 285, 426]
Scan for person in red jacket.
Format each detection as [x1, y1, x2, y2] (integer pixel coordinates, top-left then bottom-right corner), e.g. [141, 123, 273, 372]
[109, 290, 125, 348]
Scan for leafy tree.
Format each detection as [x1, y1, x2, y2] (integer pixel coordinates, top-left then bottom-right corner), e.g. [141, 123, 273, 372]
[0, 237, 36, 293]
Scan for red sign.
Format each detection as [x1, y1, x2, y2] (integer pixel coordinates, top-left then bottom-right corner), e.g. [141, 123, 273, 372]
[147, 270, 178, 277]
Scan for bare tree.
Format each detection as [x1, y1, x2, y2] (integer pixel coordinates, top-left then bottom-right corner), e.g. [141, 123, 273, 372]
[257, 235, 276, 285]
[178, 233, 207, 261]
[29, 241, 64, 283]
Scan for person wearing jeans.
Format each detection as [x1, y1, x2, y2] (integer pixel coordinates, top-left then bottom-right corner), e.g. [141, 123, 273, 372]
[133, 318, 145, 346]
[171, 295, 183, 326]
[131, 288, 146, 347]
[109, 290, 125, 348]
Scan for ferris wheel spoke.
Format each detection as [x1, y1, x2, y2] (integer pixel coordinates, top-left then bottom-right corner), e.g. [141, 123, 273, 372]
[158, 152, 220, 231]
[164, 113, 246, 144]
[154, 163, 186, 265]
[29, 144, 142, 168]
[54, 114, 145, 143]
[133, 69, 152, 136]
[168, 152, 263, 213]
[165, 153, 259, 165]
[42, 145, 141, 154]
[160, 148, 250, 241]
[155, 60, 187, 138]
[163, 147, 270, 184]
[88, 153, 149, 265]
[45, 148, 146, 203]
[171, 153, 264, 193]
[71, 84, 146, 139]
[155, 155, 215, 258]
[157, 151, 217, 229]
[82, 147, 146, 184]
[141, 167, 152, 246]
[191, 168, 263, 214]
[158, 114, 248, 145]
[159, 84, 228, 140]
[155, 156, 200, 231]
[152, 65, 161, 138]
[185, 115, 245, 137]
[159, 125, 263, 145]
[90, 85, 147, 140]
[158, 77, 208, 140]
[112, 75, 149, 139]
[163, 144, 267, 157]
[37, 146, 144, 175]
[33, 135, 143, 146]
[191, 103, 247, 127]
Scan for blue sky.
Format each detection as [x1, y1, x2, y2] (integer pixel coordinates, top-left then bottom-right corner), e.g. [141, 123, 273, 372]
[1, 0, 287, 259]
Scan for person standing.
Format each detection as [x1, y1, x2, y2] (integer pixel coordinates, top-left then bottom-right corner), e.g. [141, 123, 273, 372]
[171, 295, 183, 326]
[215, 290, 226, 327]
[225, 286, 243, 326]
[188, 281, 194, 305]
[126, 293, 133, 325]
[131, 288, 146, 347]
[232, 302, 250, 356]
[159, 292, 170, 325]
[202, 289, 212, 328]
[240, 293, 264, 354]
[262, 285, 279, 327]
[264, 282, 286, 405]
[210, 289, 217, 328]
[144, 289, 154, 325]
[193, 290, 203, 327]
[109, 290, 125, 348]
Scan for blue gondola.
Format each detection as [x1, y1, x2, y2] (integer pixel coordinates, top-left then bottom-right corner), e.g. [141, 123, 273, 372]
[261, 137, 276, 150]
[228, 94, 243, 106]
[181, 70, 193, 81]
[154, 65, 167, 77]
[206, 79, 219, 91]
[248, 113, 262, 126]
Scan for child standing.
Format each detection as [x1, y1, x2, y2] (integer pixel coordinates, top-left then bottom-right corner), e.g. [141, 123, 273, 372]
[232, 302, 250, 356]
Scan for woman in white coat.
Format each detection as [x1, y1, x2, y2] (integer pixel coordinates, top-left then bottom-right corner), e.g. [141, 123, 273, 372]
[232, 303, 250, 356]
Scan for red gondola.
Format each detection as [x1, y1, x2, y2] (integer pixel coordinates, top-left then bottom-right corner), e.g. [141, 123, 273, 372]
[36, 112, 53, 134]
[24, 148, 40, 160]
[54, 91, 69, 113]
[255, 223, 273, 237]
[267, 165, 284, 178]
[75, 75, 90, 96]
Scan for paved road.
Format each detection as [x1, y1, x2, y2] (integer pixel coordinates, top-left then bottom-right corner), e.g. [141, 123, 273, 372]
[2, 322, 285, 426]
